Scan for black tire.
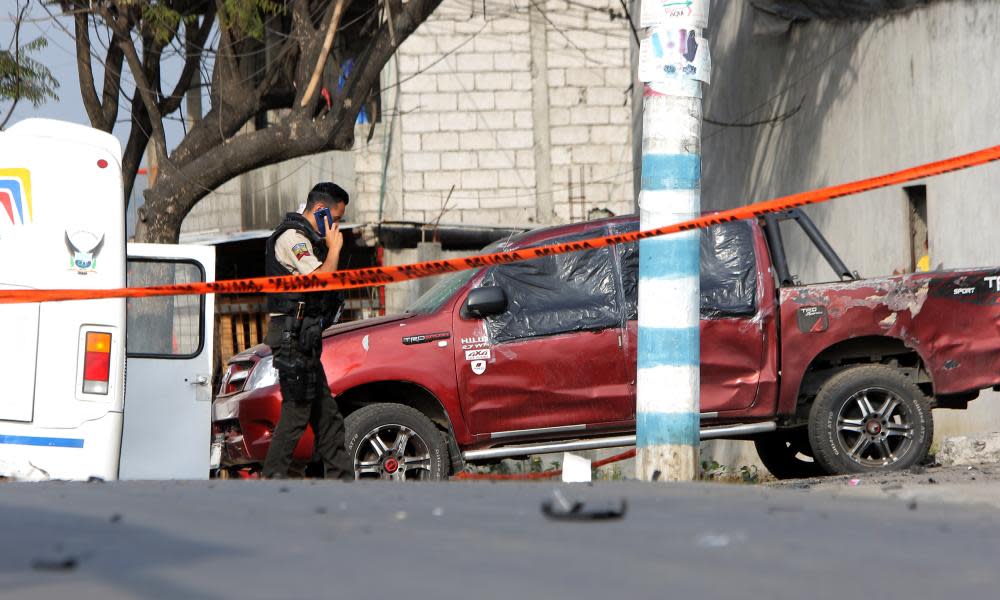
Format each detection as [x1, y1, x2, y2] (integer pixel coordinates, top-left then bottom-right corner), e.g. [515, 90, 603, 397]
[345, 403, 450, 481]
[754, 428, 826, 479]
[808, 365, 932, 475]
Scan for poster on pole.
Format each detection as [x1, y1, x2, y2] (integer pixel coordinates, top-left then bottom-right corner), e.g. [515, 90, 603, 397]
[637, 27, 711, 85]
[640, 0, 709, 29]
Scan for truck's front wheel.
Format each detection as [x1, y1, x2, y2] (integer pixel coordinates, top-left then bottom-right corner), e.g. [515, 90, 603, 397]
[808, 365, 932, 475]
[345, 403, 451, 481]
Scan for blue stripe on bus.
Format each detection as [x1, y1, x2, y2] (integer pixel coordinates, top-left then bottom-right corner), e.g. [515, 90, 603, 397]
[0, 435, 85, 448]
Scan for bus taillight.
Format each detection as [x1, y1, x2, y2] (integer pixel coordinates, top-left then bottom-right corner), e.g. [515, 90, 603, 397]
[83, 332, 111, 394]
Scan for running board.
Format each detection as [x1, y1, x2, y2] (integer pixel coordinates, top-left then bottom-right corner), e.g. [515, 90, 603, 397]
[462, 422, 777, 462]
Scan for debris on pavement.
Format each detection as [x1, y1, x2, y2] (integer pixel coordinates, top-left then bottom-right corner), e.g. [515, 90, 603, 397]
[541, 489, 627, 521]
[937, 433, 1000, 467]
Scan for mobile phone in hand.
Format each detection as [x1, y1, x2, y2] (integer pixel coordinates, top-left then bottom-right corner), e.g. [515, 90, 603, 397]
[314, 207, 333, 236]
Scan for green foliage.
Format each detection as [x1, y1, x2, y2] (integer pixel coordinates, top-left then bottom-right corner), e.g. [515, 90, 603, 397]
[0, 36, 59, 106]
[700, 460, 763, 484]
[217, 0, 285, 39]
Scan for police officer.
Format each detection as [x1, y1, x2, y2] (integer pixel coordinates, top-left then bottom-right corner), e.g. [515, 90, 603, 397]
[262, 182, 354, 480]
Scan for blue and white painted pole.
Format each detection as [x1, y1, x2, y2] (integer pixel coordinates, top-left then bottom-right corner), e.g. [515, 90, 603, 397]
[635, 1, 710, 481]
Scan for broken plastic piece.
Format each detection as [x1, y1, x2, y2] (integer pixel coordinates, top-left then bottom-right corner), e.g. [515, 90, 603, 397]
[541, 489, 627, 521]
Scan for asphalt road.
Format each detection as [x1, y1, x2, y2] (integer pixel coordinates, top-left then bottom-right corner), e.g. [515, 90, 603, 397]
[0, 479, 997, 599]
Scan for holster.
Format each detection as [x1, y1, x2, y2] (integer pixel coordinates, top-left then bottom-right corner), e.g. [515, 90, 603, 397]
[272, 303, 323, 403]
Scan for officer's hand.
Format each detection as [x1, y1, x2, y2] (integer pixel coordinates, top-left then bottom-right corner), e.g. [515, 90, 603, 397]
[326, 222, 344, 254]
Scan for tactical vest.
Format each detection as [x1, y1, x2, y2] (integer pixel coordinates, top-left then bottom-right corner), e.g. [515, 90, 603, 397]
[265, 212, 341, 319]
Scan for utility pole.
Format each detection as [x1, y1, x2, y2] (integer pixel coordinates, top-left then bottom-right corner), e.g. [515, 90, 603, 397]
[635, 0, 711, 481]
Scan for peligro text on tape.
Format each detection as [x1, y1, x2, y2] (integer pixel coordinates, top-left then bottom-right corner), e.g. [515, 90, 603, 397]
[2, 143, 1000, 305]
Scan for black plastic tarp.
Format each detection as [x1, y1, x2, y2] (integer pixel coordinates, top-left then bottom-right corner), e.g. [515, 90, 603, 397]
[619, 220, 757, 320]
[478, 221, 758, 343]
[482, 232, 621, 343]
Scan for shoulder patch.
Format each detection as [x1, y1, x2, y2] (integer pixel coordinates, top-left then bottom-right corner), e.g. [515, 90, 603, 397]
[291, 242, 311, 260]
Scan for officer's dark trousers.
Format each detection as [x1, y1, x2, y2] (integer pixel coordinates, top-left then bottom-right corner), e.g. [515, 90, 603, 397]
[262, 325, 353, 480]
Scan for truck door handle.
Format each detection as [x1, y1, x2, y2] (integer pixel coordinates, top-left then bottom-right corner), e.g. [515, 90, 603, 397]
[186, 375, 209, 386]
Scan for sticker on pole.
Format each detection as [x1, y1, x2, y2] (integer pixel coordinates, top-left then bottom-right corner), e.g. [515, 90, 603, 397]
[638, 28, 710, 85]
[640, 0, 709, 29]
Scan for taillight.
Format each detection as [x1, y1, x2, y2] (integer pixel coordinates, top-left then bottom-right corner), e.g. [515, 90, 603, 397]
[83, 332, 111, 394]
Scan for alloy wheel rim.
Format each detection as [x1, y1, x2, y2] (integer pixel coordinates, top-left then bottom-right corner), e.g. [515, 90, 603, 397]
[354, 424, 433, 481]
[835, 386, 915, 468]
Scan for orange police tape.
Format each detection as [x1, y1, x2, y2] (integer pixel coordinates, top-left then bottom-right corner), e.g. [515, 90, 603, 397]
[3, 142, 1000, 305]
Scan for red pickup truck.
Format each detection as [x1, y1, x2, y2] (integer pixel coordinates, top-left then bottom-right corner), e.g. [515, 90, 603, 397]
[212, 210, 1000, 480]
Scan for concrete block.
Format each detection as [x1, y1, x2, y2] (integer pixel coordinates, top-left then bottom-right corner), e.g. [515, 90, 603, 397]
[406, 152, 440, 172]
[551, 87, 584, 107]
[479, 111, 515, 130]
[586, 87, 626, 107]
[475, 72, 513, 91]
[457, 53, 494, 72]
[402, 173, 424, 192]
[479, 150, 515, 169]
[462, 169, 499, 190]
[551, 125, 589, 145]
[436, 72, 476, 92]
[420, 92, 458, 112]
[401, 209, 426, 222]
[937, 433, 1000, 466]
[402, 133, 421, 152]
[496, 129, 533, 150]
[573, 30, 609, 50]
[548, 51, 587, 69]
[399, 93, 421, 113]
[492, 17, 529, 33]
[404, 113, 440, 133]
[570, 106, 610, 125]
[566, 68, 605, 87]
[552, 146, 572, 165]
[458, 92, 496, 111]
[549, 107, 571, 126]
[590, 124, 626, 145]
[400, 34, 437, 55]
[548, 69, 566, 87]
[417, 55, 452, 75]
[499, 168, 534, 188]
[479, 193, 519, 209]
[399, 54, 420, 73]
[496, 91, 532, 110]
[423, 170, 463, 192]
[400, 75, 438, 94]
[515, 150, 534, 169]
[586, 49, 627, 67]
[441, 151, 478, 170]
[573, 144, 613, 164]
[514, 110, 533, 129]
[421, 132, 460, 151]
[460, 131, 495, 151]
[439, 112, 479, 132]
[474, 34, 514, 53]
[495, 52, 532, 72]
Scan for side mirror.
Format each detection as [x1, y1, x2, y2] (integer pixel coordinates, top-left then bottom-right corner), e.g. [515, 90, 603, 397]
[464, 286, 507, 318]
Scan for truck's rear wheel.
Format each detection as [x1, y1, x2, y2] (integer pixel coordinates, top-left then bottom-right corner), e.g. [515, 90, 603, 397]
[808, 365, 932, 475]
[754, 429, 826, 479]
[345, 403, 450, 481]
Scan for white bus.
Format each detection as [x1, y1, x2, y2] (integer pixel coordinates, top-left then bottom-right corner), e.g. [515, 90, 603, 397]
[0, 119, 214, 481]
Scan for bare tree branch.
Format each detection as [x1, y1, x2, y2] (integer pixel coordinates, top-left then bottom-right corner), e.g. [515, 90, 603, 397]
[298, 0, 347, 109]
[160, 6, 215, 114]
